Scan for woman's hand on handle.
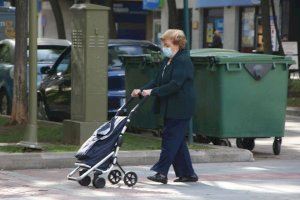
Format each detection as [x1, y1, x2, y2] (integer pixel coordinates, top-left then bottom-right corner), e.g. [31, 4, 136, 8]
[142, 89, 152, 97]
[131, 89, 141, 97]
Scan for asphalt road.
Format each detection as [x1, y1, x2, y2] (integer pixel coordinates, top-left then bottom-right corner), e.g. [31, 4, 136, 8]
[1, 115, 300, 200]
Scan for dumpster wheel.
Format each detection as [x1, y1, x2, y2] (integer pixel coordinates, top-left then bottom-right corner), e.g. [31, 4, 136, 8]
[194, 135, 211, 144]
[273, 137, 282, 155]
[236, 138, 243, 148]
[211, 138, 231, 147]
[236, 138, 255, 151]
[219, 139, 232, 147]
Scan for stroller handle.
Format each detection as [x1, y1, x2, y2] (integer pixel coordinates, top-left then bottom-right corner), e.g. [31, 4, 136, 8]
[115, 93, 149, 117]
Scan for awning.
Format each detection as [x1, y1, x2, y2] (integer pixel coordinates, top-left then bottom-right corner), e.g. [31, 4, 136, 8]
[195, 0, 261, 8]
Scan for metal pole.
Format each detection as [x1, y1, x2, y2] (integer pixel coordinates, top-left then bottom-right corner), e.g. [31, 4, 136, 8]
[184, 0, 193, 144]
[19, 0, 40, 149]
[183, 0, 190, 50]
[270, 0, 284, 55]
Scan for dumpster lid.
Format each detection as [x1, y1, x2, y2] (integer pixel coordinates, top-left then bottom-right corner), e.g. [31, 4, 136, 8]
[190, 48, 238, 56]
[190, 51, 295, 65]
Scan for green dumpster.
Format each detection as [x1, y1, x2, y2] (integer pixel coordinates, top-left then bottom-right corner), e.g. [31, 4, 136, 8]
[191, 50, 295, 155]
[121, 54, 162, 133]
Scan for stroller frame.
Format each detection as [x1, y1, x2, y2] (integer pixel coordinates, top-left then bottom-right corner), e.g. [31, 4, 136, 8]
[67, 95, 148, 188]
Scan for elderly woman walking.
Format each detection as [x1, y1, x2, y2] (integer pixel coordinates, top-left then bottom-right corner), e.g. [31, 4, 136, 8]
[131, 29, 198, 184]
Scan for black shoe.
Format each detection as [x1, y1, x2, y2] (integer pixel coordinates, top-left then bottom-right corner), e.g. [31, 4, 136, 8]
[174, 174, 198, 182]
[147, 173, 168, 184]
[174, 177, 183, 182]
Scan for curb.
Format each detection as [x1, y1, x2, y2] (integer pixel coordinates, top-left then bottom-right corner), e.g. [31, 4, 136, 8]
[0, 145, 253, 170]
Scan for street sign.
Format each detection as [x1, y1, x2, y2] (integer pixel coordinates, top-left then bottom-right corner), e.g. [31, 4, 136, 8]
[143, 0, 163, 10]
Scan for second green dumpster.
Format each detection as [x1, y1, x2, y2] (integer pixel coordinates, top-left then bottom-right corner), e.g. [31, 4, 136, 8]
[121, 54, 162, 133]
[191, 50, 294, 155]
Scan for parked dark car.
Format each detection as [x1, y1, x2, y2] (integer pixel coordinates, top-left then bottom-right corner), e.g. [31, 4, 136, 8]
[38, 39, 161, 121]
[0, 38, 71, 115]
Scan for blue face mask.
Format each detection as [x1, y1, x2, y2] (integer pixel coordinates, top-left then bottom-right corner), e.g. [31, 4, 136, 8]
[162, 47, 173, 58]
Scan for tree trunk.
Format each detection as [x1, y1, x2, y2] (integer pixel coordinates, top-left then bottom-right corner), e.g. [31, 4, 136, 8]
[49, 0, 66, 39]
[10, 0, 28, 124]
[91, 0, 116, 39]
[261, 0, 272, 54]
[167, 0, 179, 29]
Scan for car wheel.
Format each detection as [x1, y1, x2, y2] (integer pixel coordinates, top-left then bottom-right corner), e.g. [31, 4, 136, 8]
[37, 99, 49, 120]
[0, 89, 11, 115]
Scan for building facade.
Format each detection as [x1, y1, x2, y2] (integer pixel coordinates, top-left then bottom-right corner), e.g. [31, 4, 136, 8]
[37, 0, 299, 56]
[40, 0, 154, 41]
[153, 0, 283, 52]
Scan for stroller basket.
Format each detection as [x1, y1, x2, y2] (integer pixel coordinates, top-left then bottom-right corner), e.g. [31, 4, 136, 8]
[67, 95, 148, 188]
[75, 116, 127, 168]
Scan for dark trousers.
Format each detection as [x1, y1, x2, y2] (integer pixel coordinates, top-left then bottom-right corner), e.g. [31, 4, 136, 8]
[151, 118, 195, 177]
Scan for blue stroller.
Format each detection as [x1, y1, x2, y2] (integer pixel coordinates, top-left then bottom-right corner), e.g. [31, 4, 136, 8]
[67, 96, 147, 188]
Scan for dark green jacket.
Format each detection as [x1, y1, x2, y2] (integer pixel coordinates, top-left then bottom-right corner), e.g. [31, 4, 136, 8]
[140, 49, 196, 119]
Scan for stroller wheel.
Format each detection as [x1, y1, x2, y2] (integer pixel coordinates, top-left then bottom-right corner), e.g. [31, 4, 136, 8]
[108, 170, 122, 185]
[123, 172, 138, 187]
[93, 176, 106, 188]
[78, 169, 91, 186]
[78, 176, 91, 186]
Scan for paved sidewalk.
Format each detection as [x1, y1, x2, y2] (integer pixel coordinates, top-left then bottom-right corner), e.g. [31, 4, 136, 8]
[1, 159, 299, 200]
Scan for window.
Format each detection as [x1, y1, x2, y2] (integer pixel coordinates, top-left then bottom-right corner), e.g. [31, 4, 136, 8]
[56, 53, 71, 75]
[116, 46, 143, 55]
[203, 8, 224, 48]
[27, 47, 66, 63]
[239, 7, 263, 53]
[240, 7, 256, 52]
[108, 45, 161, 69]
[37, 49, 65, 63]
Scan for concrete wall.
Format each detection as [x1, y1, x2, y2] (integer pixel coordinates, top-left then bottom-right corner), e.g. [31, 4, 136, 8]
[191, 8, 203, 49]
[160, 1, 168, 33]
[223, 7, 239, 50]
[40, 1, 57, 39]
[40, 0, 74, 41]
